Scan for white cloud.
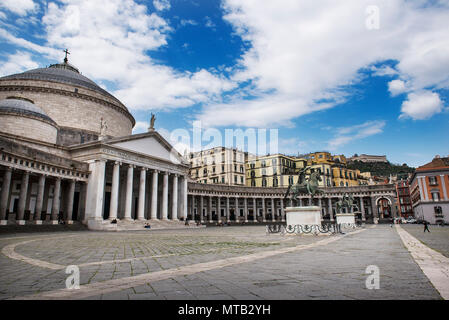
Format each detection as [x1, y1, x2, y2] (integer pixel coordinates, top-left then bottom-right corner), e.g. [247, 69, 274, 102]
[132, 121, 149, 134]
[195, 0, 449, 127]
[204, 16, 216, 29]
[153, 0, 170, 12]
[0, 0, 37, 16]
[0, 51, 39, 76]
[31, 0, 235, 111]
[179, 19, 197, 27]
[399, 91, 444, 120]
[371, 65, 398, 77]
[388, 79, 407, 96]
[327, 120, 386, 150]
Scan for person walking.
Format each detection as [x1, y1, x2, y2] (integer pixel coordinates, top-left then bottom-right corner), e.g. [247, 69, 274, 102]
[423, 220, 430, 233]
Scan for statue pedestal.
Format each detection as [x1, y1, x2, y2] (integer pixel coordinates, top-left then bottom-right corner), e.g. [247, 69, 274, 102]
[336, 213, 355, 225]
[286, 206, 322, 226]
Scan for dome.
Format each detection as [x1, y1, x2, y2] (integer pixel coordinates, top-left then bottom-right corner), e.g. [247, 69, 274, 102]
[0, 62, 117, 101]
[0, 97, 56, 124]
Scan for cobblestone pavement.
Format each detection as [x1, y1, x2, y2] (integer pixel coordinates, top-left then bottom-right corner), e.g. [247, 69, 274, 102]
[401, 224, 449, 258]
[0, 225, 443, 300]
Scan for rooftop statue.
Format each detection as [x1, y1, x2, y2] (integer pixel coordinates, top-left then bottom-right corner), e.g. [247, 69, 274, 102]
[284, 166, 323, 205]
[149, 113, 156, 131]
[99, 117, 108, 137]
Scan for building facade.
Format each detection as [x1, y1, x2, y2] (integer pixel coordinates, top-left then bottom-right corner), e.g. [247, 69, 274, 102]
[410, 156, 449, 224]
[349, 154, 388, 163]
[189, 147, 247, 185]
[395, 179, 413, 218]
[0, 58, 190, 230]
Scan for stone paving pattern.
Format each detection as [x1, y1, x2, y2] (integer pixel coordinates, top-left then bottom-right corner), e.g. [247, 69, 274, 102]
[401, 224, 449, 258]
[0, 225, 444, 300]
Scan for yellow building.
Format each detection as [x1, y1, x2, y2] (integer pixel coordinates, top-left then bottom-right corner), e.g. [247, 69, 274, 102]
[332, 167, 359, 187]
[246, 154, 332, 188]
[246, 154, 298, 187]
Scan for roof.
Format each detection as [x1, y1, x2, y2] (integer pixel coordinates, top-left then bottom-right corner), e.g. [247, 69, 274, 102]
[0, 97, 56, 125]
[0, 62, 118, 101]
[417, 156, 449, 171]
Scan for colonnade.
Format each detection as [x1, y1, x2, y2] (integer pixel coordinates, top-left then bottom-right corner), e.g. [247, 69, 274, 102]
[0, 166, 85, 224]
[187, 193, 382, 223]
[85, 159, 188, 222]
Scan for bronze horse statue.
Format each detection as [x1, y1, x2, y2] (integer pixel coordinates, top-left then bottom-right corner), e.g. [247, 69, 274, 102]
[284, 170, 323, 204]
[335, 193, 359, 213]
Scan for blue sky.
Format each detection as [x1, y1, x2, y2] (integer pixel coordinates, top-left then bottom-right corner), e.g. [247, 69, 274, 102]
[1, 0, 448, 167]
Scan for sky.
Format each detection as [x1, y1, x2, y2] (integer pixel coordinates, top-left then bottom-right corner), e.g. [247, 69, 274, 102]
[0, 0, 448, 167]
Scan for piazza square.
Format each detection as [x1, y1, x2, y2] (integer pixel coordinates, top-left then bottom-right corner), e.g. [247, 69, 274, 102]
[0, 0, 448, 309]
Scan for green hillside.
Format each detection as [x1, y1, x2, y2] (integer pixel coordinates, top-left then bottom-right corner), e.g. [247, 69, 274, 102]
[347, 160, 415, 178]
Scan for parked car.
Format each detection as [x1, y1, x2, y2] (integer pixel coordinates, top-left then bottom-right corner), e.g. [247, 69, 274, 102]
[406, 218, 417, 224]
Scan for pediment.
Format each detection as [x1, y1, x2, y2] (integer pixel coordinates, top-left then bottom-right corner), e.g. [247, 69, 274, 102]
[107, 133, 186, 165]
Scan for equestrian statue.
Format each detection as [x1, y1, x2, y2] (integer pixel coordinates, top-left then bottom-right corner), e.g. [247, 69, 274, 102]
[284, 166, 324, 205]
[335, 193, 359, 214]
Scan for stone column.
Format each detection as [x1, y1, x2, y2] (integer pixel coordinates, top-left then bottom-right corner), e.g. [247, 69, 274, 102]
[289, 198, 292, 207]
[235, 197, 239, 221]
[34, 174, 46, 223]
[244, 197, 248, 222]
[137, 167, 147, 220]
[78, 182, 87, 222]
[66, 180, 76, 223]
[182, 176, 188, 220]
[0, 168, 12, 223]
[253, 197, 257, 221]
[150, 170, 158, 220]
[109, 161, 120, 220]
[85, 159, 106, 222]
[226, 197, 230, 222]
[199, 195, 204, 222]
[161, 172, 169, 220]
[208, 196, 212, 222]
[299, 198, 303, 207]
[190, 195, 195, 220]
[360, 197, 366, 221]
[328, 198, 333, 221]
[51, 177, 61, 223]
[124, 165, 134, 220]
[280, 198, 285, 221]
[217, 197, 221, 222]
[171, 174, 178, 220]
[262, 198, 266, 222]
[371, 197, 379, 224]
[16, 171, 30, 224]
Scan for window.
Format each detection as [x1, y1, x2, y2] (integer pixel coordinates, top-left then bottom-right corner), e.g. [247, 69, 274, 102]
[429, 176, 438, 185]
[234, 176, 237, 183]
[240, 165, 244, 173]
[222, 177, 225, 183]
[431, 192, 440, 201]
[240, 176, 244, 183]
[251, 180, 256, 187]
[273, 178, 278, 187]
[222, 165, 225, 172]
[262, 178, 267, 187]
[434, 206, 443, 217]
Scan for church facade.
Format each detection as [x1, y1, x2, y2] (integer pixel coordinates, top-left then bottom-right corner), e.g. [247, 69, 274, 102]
[0, 57, 397, 229]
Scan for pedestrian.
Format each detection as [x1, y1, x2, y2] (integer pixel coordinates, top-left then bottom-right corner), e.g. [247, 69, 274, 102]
[423, 220, 430, 233]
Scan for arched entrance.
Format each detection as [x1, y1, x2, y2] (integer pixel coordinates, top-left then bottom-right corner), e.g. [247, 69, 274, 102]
[377, 197, 392, 219]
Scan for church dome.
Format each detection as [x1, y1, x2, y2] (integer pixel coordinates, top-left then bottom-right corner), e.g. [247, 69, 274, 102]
[0, 62, 117, 102]
[0, 97, 58, 144]
[0, 97, 56, 124]
[0, 55, 135, 145]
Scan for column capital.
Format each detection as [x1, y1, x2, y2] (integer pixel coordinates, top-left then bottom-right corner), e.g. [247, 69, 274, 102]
[128, 164, 135, 169]
[114, 161, 122, 166]
[153, 169, 159, 173]
[140, 167, 148, 171]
